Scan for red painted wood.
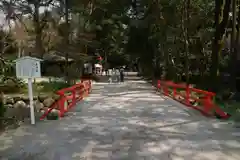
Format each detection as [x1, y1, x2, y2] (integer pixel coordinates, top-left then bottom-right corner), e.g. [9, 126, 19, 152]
[40, 80, 92, 120]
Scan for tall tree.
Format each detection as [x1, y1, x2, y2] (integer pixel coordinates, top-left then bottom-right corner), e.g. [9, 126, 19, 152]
[0, 0, 55, 58]
[210, 0, 231, 91]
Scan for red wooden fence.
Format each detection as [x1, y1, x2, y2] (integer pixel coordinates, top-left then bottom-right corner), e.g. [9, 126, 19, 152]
[157, 80, 230, 119]
[40, 80, 92, 120]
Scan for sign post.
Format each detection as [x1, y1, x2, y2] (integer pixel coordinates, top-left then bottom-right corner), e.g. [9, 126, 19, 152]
[28, 78, 35, 124]
[16, 56, 42, 125]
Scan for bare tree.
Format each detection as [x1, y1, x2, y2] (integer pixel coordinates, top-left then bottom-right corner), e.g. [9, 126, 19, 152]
[0, 0, 56, 58]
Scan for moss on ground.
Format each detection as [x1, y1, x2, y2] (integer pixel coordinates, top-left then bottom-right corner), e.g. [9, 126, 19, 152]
[216, 101, 240, 122]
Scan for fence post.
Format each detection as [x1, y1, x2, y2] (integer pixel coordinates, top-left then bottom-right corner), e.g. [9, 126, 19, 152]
[203, 96, 212, 114]
[157, 80, 161, 89]
[164, 86, 168, 96]
[89, 80, 91, 93]
[80, 85, 85, 100]
[40, 80, 92, 120]
[173, 88, 177, 98]
[59, 96, 65, 117]
[185, 85, 190, 105]
[86, 81, 90, 94]
[72, 89, 76, 106]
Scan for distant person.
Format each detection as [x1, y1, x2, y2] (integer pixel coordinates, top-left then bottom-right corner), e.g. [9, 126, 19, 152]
[108, 75, 112, 83]
[109, 68, 116, 83]
[120, 67, 124, 82]
[105, 68, 108, 76]
[115, 68, 120, 83]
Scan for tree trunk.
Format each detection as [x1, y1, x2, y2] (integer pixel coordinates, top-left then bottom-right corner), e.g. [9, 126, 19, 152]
[181, 0, 190, 84]
[163, 44, 169, 79]
[235, 6, 240, 91]
[230, 0, 237, 90]
[33, 2, 44, 58]
[210, 0, 231, 91]
[64, 0, 70, 84]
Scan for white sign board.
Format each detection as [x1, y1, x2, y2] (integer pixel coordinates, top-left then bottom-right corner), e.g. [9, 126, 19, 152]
[15, 56, 43, 125]
[16, 56, 42, 78]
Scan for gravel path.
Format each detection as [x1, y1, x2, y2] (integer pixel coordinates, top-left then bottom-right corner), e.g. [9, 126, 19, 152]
[1, 77, 240, 160]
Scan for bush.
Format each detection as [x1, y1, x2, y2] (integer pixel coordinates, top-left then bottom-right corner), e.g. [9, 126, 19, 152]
[0, 77, 26, 93]
[37, 81, 71, 92]
[0, 92, 6, 127]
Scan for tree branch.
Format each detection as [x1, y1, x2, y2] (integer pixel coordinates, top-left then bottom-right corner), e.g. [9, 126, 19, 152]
[40, 0, 55, 7]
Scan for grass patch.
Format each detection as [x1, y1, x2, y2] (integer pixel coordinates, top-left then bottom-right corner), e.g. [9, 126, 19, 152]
[36, 81, 71, 92]
[216, 101, 240, 122]
[7, 81, 71, 96]
[214, 90, 240, 122]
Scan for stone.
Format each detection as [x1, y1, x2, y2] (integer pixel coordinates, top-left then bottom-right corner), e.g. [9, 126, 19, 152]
[52, 94, 61, 101]
[21, 95, 38, 104]
[40, 108, 60, 120]
[38, 94, 49, 102]
[40, 109, 45, 114]
[17, 107, 30, 120]
[175, 95, 184, 101]
[4, 107, 17, 118]
[5, 104, 13, 108]
[0, 92, 5, 104]
[47, 109, 60, 120]
[21, 96, 30, 104]
[43, 97, 55, 107]
[13, 100, 27, 108]
[34, 100, 44, 112]
[5, 97, 14, 104]
[42, 106, 49, 112]
[0, 84, 8, 93]
[4, 79, 16, 86]
[39, 107, 49, 116]
[13, 96, 22, 102]
[51, 109, 60, 114]
[33, 96, 38, 100]
[4, 105, 30, 120]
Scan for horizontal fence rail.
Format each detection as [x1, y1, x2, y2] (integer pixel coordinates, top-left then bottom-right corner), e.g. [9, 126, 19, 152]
[40, 80, 92, 120]
[157, 80, 230, 119]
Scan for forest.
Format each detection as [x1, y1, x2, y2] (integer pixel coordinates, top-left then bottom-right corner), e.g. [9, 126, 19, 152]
[0, 0, 240, 120]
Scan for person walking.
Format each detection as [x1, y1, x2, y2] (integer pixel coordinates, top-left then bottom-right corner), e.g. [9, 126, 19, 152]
[116, 69, 120, 83]
[120, 67, 124, 82]
[105, 68, 108, 76]
[109, 68, 116, 83]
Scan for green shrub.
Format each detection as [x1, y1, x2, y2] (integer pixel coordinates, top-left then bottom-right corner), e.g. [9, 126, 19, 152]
[0, 77, 27, 93]
[0, 101, 6, 117]
[37, 82, 71, 92]
[0, 93, 6, 127]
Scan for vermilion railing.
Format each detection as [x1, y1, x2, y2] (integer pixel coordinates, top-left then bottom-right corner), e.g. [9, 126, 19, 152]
[157, 80, 230, 119]
[40, 80, 92, 120]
